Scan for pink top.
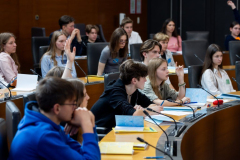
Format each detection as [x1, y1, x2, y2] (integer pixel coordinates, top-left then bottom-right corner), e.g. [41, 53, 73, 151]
[167, 36, 182, 52]
[0, 52, 18, 83]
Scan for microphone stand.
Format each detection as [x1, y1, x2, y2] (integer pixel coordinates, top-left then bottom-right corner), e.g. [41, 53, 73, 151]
[194, 54, 204, 63]
[74, 61, 89, 83]
[167, 99, 196, 117]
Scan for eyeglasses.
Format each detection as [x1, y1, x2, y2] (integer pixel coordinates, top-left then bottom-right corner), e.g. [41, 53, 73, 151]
[119, 40, 128, 44]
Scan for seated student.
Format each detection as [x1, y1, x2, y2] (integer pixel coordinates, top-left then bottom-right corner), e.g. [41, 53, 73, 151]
[201, 44, 236, 95]
[120, 17, 143, 53]
[49, 15, 82, 56]
[97, 28, 128, 76]
[161, 18, 182, 52]
[41, 31, 77, 78]
[91, 59, 162, 131]
[81, 24, 103, 56]
[0, 32, 20, 87]
[9, 77, 100, 160]
[140, 39, 175, 90]
[224, 21, 240, 51]
[227, 1, 240, 24]
[153, 32, 175, 67]
[139, 58, 190, 106]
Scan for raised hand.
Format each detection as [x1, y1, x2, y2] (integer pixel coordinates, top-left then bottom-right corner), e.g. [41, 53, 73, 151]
[64, 39, 76, 63]
[227, 1, 236, 9]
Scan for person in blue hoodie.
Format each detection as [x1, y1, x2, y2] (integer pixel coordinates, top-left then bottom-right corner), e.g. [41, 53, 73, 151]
[9, 77, 100, 160]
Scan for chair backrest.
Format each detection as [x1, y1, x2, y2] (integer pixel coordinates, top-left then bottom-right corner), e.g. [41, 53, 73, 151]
[74, 23, 86, 36]
[188, 65, 203, 88]
[186, 31, 209, 41]
[0, 118, 8, 160]
[31, 37, 49, 65]
[104, 72, 120, 90]
[236, 61, 240, 90]
[39, 46, 49, 61]
[23, 92, 36, 108]
[6, 101, 21, 145]
[229, 41, 240, 65]
[87, 42, 109, 75]
[149, 33, 155, 39]
[31, 27, 46, 37]
[130, 43, 142, 62]
[182, 40, 208, 67]
[96, 24, 107, 42]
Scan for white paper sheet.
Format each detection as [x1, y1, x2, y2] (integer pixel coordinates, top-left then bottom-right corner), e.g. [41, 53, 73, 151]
[12, 74, 38, 92]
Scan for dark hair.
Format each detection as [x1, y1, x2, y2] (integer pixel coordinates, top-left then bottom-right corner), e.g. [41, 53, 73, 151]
[59, 15, 75, 29]
[45, 66, 65, 78]
[36, 77, 76, 112]
[120, 17, 133, 27]
[200, 44, 223, 82]
[120, 59, 148, 85]
[109, 28, 128, 59]
[67, 79, 85, 107]
[140, 39, 162, 61]
[85, 24, 99, 34]
[230, 21, 240, 28]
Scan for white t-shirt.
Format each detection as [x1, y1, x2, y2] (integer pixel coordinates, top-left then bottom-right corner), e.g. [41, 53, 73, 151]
[128, 31, 143, 53]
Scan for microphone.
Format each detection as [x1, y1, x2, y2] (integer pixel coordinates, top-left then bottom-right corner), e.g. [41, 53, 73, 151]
[232, 77, 240, 86]
[146, 108, 178, 130]
[236, 54, 240, 59]
[197, 84, 221, 108]
[30, 69, 42, 80]
[137, 137, 173, 160]
[143, 110, 171, 152]
[74, 61, 89, 83]
[194, 54, 204, 63]
[167, 99, 195, 117]
[0, 80, 12, 100]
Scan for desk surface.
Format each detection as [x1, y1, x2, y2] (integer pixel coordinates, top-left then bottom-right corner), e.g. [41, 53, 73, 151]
[101, 91, 240, 160]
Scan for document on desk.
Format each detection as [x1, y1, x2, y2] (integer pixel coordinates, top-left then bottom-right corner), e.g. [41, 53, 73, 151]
[217, 94, 240, 100]
[12, 74, 38, 92]
[161, 111, 192, 116]
[99, 142, 134, 155]
[186, 88, 209, 104]
[163, 107, 196, 112]
[145, 115, 183, 125]
[114, 115, 144, 131]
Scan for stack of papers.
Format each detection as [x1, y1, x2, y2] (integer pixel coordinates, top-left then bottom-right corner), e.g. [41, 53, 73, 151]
[145, 114, 183, 125]
[217, 94, 240, 100]
[161, 111, 192, 116]
[99, 142, 134, 155]
[12, 74, 38, 92]
[163, 107, 195, 112]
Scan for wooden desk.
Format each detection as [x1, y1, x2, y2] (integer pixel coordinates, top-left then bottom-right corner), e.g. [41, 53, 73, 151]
[101, 92, 240, 160]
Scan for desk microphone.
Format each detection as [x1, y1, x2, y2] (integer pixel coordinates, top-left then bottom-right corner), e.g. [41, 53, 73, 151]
[137, 137, 173, 160]
[197, 84, 222, 108]
[194, 54, 204, 63]
[74, 61, 89, 83]
[236, 54, 240, 59]
[143, 110, 171, 152]
[232, 77, 240, 86]
[30, 69, 42, 80]
[146, 108, 178, 130]
[167, 99, 195, 117]
[0, 80, 12, 100]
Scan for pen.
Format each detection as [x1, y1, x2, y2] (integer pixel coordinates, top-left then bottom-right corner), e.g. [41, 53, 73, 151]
[144, 156, 165, 159]
[9, 77, 17, 84]
[149, 127, 154, 131]
[160, 100, 164, 106]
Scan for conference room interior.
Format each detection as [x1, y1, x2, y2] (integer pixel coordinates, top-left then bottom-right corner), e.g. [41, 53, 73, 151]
[1, 0, 240, 159]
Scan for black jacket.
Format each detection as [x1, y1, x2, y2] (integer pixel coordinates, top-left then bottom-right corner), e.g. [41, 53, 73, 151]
[91, 79, 153, 131]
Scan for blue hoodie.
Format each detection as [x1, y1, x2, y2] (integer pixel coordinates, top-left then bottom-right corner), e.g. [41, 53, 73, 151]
[8, 101, 101, 160]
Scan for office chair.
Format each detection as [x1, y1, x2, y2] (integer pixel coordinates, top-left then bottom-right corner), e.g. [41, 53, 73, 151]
[229, 41, 240, 65]
[87, 42, 109, 75]
[236, 61, 240, 90]
[0, 118, 8, 160]
[96, 25, 107, 42]
[31, 27, 46, 37]
[186, 31, 209, 41]
[5, 101, 21, 145]
[149, 33, 155, 39]
[182, 40, 208, 67]
[188, 65, 203, 88]
[130, 43, 142, 62]
[104, 72, 120, 90]
[23, 92, 36, 108]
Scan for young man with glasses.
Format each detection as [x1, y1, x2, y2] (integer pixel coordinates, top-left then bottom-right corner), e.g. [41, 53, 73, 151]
[9, 77, 100, 160]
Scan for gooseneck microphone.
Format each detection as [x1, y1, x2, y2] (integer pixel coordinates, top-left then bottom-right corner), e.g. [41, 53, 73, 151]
[232, 77, 240, 86]
[143, 110, 170, 149]
[194, 54, 204, 63]
[30, 69, 42, 79]
[0, 80, 12, 100]
[236, 54, 240, 59]
[137, 137, 173, 160]
[146, 108, 178, 130]
[74, 61, 89, 83]
[197, 84, 220, 108]
[167, 99, 196, 117]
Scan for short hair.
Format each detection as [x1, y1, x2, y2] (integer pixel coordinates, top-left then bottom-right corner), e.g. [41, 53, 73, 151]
[85, 24, 99, 34]
[230, 21, 240, 28]
[59, 15, 75, 29]
[36, 77, 76, 112]
[120, 59, 148, 85]
[45, 66, 65, 78]
[140, 39, 162, 61]
[153, 32, 169, 42]
[120, 17, 133, 27]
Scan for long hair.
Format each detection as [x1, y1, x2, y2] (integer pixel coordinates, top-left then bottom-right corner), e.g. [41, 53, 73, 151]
[0, 32, 20, 72]
[67, 79, 85, 107]
[148, 58, 167, 99]
[161, 18, 180, 47]
[200, 44, 223, 82]
[109, 28, 128, 59]
[41, 31, 65, 66]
